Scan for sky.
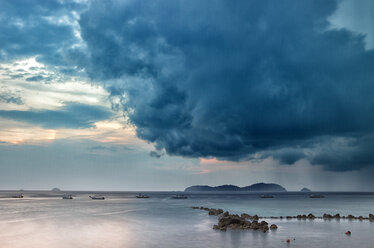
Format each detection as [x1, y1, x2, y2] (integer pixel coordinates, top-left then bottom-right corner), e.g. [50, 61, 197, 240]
[0, 0, 374, 191]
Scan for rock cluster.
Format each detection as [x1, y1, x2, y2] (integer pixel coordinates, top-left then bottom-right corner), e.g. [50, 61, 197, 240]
[323, 213, 341, 219]
[191, 206, 374, 233]
[296, 213, 315, 219]
[213, 213, 273, 232]
[208, 208, 224, 215]
[322, 213, 374, 220]
[191, 207, 277, 232]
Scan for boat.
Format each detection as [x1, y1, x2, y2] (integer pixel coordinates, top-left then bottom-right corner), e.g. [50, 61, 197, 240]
[260, 195, 274, 198]
[62, 194, 73, 199]
[89, 195, 105, 200]
[11, 193, 23, 198]
[310, 194, 325, 198]
[172, 194, 188, 199]
[136, 193, 150, 198]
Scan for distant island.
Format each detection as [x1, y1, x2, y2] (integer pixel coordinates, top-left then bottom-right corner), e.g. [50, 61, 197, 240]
[184, 183, 287, 192]
[51, 187, 61, 192]
[300, 187, 311, 192]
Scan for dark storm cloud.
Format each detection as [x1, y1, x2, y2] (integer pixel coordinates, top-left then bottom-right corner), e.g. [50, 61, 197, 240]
[1, 0, 373, 171]
[0, 103, 113, 128]
[75, 0, 374, 171]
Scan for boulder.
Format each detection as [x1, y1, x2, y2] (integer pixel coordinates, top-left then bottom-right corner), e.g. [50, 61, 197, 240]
[208, 208, 223, 215]
[241, 213, 251, 219]
[323, 213, 332, 219]
[270, 224, 278, 230]
[308, 213, 315, 219]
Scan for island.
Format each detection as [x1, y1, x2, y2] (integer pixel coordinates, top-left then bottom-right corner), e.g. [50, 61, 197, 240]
[300, 187, 311, 192]
[184, 183, 287, 192]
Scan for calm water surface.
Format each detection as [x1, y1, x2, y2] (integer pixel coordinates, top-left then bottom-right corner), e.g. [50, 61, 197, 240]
[0, 192, 373, 248]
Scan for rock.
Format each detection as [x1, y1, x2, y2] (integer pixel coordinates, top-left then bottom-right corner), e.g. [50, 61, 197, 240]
[347, 214, 355, 219]
[369, 214, 374, 220]
[241, 213, 251, 219]
[270, 224, 278, 230]
[308, 213, 315, 219]
[251, 214, 259, 221]
[323, 213, 332, 218]
[208, 208, 224, 215]
[333, 213, 340, 218]
[213, 225, 219, 230]
[260, 225, 269, 232]
[191, 206, 199, 209]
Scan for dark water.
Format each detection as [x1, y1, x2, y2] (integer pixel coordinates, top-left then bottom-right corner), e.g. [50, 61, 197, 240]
[0, 191, 373, 247]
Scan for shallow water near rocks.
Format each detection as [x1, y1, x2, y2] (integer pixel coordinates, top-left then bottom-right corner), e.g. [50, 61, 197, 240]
[0, 191, 373, 248]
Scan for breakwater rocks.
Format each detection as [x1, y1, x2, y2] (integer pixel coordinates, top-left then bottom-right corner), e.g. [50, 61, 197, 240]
[191, 206, 277, 232]
[192, 206, 374, 232]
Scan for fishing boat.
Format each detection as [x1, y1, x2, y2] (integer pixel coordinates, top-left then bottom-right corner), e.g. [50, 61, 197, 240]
[172, 194, 188, 199]
[62, 194, 73, 199]
[136, 193, 150, 198]
[11, 193, 23, 198]
[310, 194, 325, 198]
[89, 195, 105, 200]
[260, 195, 274, 198]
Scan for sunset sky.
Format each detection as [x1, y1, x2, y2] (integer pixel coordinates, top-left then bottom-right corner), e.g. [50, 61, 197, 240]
[1, 0, 374, 191]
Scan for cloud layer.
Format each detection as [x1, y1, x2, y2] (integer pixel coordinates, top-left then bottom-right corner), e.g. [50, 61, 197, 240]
[1, 0, 374, 171]
[74, 0, 374, 171]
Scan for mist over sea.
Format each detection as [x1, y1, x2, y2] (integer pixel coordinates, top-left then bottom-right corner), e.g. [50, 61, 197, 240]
[1, 191, 373, 248]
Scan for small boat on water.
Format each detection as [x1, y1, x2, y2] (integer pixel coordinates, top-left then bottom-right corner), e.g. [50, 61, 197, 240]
[260, 195, 274, 198]
[136, 193, 150, 198]
[172, 194, 188, 199]
[89, 195, 105, 200]
[310, 194, 325, 198]
[11, 193, 23, 198]
[62, 194, 73, 199]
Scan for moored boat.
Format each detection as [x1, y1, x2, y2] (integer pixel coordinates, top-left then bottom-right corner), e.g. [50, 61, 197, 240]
[310, 194, 325, 198]
[172, 194, 188, 199]
[136, 193, 150, 198]
[62, 194, 73, 199]
[260, 195, 274, 198]
[89, 195, 105, 200]
[11, 193, 23, 198]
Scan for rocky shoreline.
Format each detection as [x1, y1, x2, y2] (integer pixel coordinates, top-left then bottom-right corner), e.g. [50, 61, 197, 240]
[192, 206, 374, 232]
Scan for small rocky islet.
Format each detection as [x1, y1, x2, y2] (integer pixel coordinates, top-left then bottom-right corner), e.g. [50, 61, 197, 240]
[192, 206, 374, 232]
[192, 206, 277, 232]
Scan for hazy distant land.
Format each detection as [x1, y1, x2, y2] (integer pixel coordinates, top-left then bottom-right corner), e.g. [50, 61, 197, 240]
[184, 183, 287, 192]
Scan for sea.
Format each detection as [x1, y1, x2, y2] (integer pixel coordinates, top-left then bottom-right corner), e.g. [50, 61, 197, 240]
[0, 191, 373, 248]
